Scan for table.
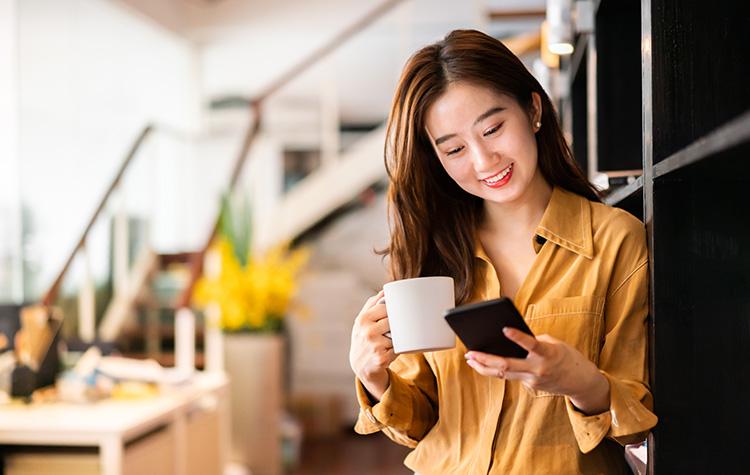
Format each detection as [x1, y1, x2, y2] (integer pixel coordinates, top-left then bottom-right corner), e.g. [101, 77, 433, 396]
[0, 372, 230, 475]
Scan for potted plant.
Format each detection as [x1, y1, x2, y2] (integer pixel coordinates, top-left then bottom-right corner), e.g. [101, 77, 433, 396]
[192, 193, 307, 475]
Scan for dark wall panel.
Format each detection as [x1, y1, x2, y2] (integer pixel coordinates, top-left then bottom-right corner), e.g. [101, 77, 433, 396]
[596, 0, 642, 171]
[651, 145, 750, 473]
[651, 0, 750, 162]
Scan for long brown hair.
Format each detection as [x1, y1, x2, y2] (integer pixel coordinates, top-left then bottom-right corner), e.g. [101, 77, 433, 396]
[383, 29, 600, 304]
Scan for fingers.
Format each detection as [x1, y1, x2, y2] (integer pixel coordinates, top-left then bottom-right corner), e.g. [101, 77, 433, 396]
[369, 317, 391, 339]
[466, 357, 547, 386]
[502, 327, 543, 355]
[466, 358, 537, 381]
[372, 335, 394, 351]
[362, 315, 392, 346]
[357, 291, 388, 323]
[465, 359, 500, 378]
[369, 343, 396, 366]
[465, 351, 503, 366]
[362, 290, 385, 312]
[503, 371, 533, 382]
[465, 351, 534, 374]
[535, 334, 560, 344]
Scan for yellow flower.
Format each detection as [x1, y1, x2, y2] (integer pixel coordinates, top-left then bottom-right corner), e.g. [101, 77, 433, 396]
[193, 237, 309, 332]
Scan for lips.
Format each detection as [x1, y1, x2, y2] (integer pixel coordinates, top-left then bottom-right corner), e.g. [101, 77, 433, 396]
[481, 163, 513, 188]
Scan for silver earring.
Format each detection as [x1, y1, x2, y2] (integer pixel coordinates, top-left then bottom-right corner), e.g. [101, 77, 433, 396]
[535, 121, 542, 129]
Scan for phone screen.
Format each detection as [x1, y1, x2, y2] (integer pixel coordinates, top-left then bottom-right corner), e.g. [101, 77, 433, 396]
[444, 297, 533, 358]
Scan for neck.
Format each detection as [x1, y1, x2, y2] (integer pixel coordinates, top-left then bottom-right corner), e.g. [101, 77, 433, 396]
[481, 172, 553, 239]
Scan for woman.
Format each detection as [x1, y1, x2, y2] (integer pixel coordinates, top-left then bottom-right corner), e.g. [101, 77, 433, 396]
[349, 29, 657, 474]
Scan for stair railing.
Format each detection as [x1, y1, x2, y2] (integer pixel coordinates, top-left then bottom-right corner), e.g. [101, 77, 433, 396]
[34, 0, 541, 370]
[173, 0, 406, 311]
[33, 125, 158, 347]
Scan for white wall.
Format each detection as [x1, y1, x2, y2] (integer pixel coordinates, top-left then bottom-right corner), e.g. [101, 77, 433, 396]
[0, 0, 23, 302]
[17, 0, 200, 298]
[194, 0, 386, 101]
[288, 192, 390, 424]
[193, 0, 445, 124]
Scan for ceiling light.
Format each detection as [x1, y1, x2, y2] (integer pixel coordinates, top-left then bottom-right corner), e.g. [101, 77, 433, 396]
[546, 0, 574, 56]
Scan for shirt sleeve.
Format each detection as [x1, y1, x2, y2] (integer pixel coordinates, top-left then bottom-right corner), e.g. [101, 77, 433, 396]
[565, 257, 658, 453]
[353, 352, 439, 448]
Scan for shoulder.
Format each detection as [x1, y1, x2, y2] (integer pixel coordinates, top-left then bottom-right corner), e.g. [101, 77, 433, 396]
[588, 200, 648, 264]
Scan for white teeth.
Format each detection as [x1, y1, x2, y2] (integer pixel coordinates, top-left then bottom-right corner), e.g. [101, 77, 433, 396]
[484, 164, 513, 184]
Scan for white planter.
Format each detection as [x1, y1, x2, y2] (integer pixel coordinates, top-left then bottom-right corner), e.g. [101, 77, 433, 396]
[224, 332, 283, 475]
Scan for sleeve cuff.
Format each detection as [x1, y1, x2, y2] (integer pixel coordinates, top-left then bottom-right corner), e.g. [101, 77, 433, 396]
[565, 395, 612, 453]
[354, 377, 383, 434]
[353, 372, 422, 448]
[353, 369, 414, 433]
[565, 371, 659, 453]
[602, 371, 658, 440]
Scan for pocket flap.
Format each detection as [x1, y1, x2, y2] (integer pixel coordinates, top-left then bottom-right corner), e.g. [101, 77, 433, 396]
[526, 295, 605, 321]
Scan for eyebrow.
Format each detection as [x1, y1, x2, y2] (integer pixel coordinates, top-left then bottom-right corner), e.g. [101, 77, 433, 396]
[433, 106, 506, 146]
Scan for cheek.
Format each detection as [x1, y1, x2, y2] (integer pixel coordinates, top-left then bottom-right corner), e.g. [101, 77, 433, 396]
[440, 158, 474, 185]
[506, 129, 539, 168]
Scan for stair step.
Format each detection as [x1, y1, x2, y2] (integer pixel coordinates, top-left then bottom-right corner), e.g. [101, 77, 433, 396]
[158, 252, 200, 269]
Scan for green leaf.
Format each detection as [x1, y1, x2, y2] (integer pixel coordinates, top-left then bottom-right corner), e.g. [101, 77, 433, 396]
[218, 190, 253, 267]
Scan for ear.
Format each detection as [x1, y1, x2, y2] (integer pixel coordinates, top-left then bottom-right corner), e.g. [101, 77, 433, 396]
[530, 92, 542, 125]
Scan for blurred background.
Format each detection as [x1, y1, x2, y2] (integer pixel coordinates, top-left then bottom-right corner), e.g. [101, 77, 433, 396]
[0, 1, 551, 473]
[4, 0, 747, 474]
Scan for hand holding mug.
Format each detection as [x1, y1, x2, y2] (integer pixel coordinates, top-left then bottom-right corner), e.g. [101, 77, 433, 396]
[349, 290, 396, 400]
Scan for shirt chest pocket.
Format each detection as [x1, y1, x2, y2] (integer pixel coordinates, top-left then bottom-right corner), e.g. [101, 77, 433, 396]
[524, 295, 606, 366]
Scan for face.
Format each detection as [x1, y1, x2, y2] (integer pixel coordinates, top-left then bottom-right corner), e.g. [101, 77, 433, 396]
[424, 82, 543, 205]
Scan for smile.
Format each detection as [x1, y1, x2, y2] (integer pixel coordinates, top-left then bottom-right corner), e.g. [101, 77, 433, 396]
[481, 163, 513, 187]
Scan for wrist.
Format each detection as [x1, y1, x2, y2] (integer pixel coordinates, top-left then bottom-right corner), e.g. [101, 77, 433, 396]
[568, 366, 610, 415]
[360, 369, 390, 401]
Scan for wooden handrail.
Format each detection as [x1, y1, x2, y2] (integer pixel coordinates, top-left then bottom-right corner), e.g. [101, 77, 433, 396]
[175, 102, 263, 309]
[487, 9, 545, 20]
[254, 0, 405, 103]
[175, 0, 407, 310]
[41, 124, 154, 307]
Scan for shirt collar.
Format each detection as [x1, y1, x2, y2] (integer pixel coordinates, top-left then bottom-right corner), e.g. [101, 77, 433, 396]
[534, 185, 594, 259]
[475, 185, 594, 261]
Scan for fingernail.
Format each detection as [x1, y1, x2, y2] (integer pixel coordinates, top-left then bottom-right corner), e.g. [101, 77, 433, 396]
[464, 352, 472, 360]
[502, 327, 512, 335]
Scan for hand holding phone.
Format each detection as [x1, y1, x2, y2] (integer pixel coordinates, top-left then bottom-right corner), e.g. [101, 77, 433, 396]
[444, 297, 533, 358]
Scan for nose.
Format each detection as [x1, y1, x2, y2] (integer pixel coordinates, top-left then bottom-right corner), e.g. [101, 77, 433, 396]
[470, 141, 498, 173]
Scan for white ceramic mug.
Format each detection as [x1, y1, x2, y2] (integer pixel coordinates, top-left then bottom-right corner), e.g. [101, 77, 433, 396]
[382, 276, 456, 354]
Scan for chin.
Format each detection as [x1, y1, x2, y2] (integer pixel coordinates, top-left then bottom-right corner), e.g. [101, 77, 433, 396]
[480, 182, 526, 204]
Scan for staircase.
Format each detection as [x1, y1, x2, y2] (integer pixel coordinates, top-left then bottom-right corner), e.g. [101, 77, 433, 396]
[20, 1, 546, 378]
[113, 252, 205, 368]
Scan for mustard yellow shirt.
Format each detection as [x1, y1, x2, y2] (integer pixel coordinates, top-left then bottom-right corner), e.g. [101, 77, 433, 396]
[354, 186, 658, 474]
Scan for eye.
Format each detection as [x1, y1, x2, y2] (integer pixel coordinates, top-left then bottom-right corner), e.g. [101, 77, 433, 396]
[446, 146, 464, 156]
[483, 123, 503, 137]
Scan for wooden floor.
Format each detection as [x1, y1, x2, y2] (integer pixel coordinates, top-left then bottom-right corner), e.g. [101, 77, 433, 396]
[288, 429, 412, 475]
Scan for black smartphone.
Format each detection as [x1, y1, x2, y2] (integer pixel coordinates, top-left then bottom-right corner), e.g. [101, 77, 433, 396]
[444, 297, 534, 358]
